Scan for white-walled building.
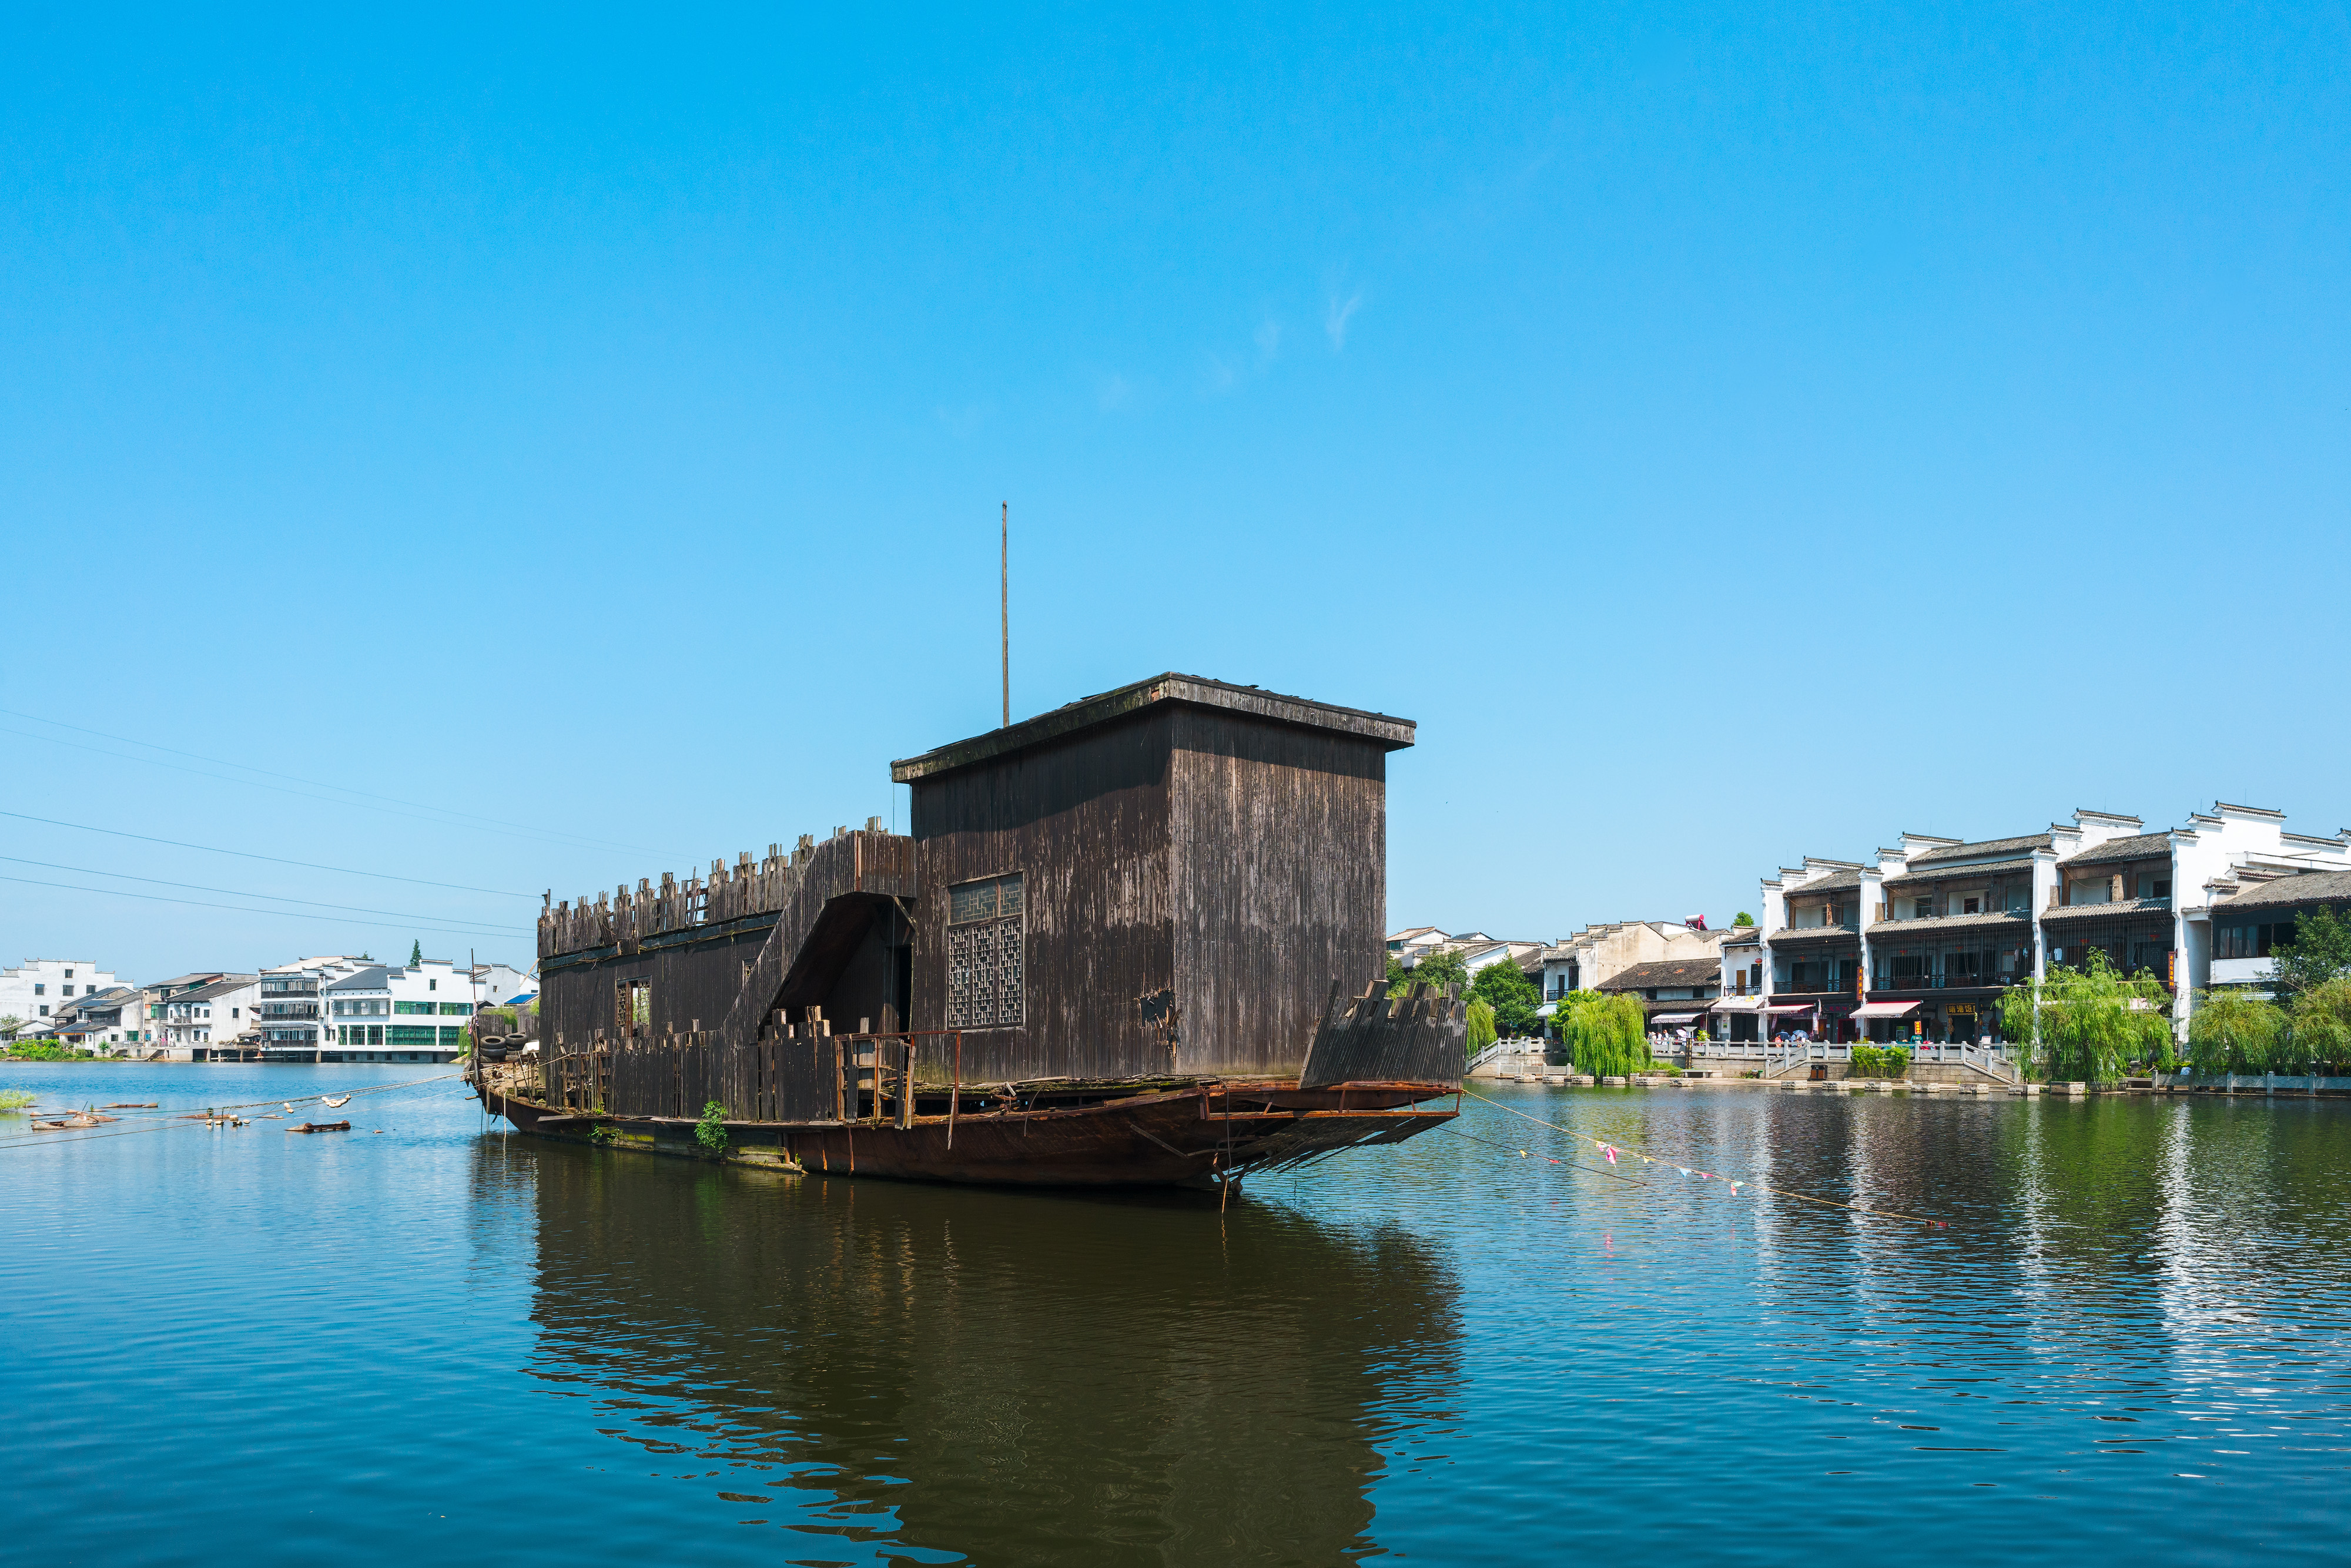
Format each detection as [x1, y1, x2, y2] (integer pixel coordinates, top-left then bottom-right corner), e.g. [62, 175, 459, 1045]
[321, 957, 527, 1063]
[1539, 921, 1727, 1001]
[1730, 803, 2351, 1044]
[160, 976, 262, 1059]
[0, 959, 121, 1036]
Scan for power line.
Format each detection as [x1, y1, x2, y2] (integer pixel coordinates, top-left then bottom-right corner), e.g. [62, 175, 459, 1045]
[0, 718, 681, 858]
[0, 809, 530, 897]
[0, 854, 524, 930]
[0, 873, 528, 940]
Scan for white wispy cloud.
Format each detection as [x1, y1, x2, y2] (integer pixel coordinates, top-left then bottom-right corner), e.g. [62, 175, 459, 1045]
[1325, 290, 1363, 350]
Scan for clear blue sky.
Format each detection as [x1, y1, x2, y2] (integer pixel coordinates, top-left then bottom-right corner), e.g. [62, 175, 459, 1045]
[4, 4, 2345, 981]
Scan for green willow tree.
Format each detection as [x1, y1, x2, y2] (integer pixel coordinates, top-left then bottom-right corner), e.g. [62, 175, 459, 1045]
[2286, 976, 2351, 1073]
[2272, 906, 2351, 1003]
[2186, 990, 2285, 1074]
[1564, 992, 1650, 1078]
[1465, 998, 1498, 1055]
[1996, 951, 2173, 1083]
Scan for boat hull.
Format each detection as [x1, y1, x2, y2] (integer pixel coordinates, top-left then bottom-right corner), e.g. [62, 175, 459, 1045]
[480, 1079, 1457, 1188]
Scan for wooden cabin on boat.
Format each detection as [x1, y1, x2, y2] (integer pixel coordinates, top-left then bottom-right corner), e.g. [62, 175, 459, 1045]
[528, 674, 1444, 1147]
[890, 672, 1413, 1082]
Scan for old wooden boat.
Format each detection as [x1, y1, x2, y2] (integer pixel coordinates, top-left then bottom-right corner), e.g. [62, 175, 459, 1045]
[473, 674, 1463, 1188]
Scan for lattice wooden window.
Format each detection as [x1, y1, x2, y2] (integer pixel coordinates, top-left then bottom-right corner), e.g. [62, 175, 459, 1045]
[946, 874, 1024, 1028]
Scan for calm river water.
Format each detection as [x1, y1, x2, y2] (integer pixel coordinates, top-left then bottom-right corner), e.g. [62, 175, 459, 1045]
[2, 1065, 2345, 1566]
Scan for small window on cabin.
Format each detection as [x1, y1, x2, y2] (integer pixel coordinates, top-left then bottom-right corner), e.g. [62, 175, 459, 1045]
[1913, 897, 1934, 919]
[617, 977, 651, 1035]
[1962, 897, 1980, 915]
[947, 873, 1026, 1030]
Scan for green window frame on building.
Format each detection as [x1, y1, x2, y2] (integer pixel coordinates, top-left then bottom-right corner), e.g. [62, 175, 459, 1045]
[389, 1025, 438, 1046]
[394, 1000, 436, 1016]
[438, 1002, 471, 1016]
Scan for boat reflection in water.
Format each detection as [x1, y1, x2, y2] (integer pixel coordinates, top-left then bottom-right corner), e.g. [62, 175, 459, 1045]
[519, 1140, 1462, 1566]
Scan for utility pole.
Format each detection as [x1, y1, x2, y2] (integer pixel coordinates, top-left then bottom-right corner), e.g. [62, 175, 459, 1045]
[1000, 501, 1010, 728]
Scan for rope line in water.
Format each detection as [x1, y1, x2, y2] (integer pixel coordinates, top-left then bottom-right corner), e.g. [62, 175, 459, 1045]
[0, 1073, 461, 1152]
[1458, 1086, 1951, 1229]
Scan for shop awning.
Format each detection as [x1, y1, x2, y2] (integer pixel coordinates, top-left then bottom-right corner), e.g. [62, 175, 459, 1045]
[1652, 1013, 1700, 1024]
[1535, 1002, 1558, 1018]
[1759, 1004, 1816, 1016]
[1710, 996, 1763, 1012]
[1851, 1000, 1921, 1018]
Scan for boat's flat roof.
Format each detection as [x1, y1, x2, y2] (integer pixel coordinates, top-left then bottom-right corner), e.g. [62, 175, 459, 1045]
[889, 672, 1415, 783]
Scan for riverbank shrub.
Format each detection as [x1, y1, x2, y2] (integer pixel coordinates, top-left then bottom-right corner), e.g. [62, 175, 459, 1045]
[1565, 993, 1649, 1079]
[1995, 952, 2172, 1081]
[2187, 990, 2285, 1074]
[0, 1090, 34, 1110]
[3, 1043, 85, 1061]
[1849, 1044, 1911, 1078]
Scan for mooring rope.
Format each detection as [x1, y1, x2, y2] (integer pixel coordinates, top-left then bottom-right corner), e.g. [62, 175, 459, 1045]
[0, 1073, 461, 1151]
[1457, 1085, 1951, 1229]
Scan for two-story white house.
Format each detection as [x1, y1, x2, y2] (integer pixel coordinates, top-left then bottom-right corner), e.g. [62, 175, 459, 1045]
[0, 959, 122, 1036]
[323, 957, 522, 1064]
[161, 976, 262, 1059]
[1735, 803, 2351, 1046]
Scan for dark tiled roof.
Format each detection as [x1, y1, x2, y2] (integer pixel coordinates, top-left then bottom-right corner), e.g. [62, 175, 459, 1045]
[1908, 834, 2053, 865]
[2215, 869, 2351, 910]
[326, 967, 391, 991]
[2041, 897, 2175, 922]
[1722, 926, 1761, 946]
[171, 976, 258, 1000]
[2061, 833, 2173, 867]
[1867, 912, 2035, 939]
[1599, 959, 1724, 991]
[1883, 858, 2036, 887]
[1768, 924, 1861, 946]
[1790, 870, 1864, 894]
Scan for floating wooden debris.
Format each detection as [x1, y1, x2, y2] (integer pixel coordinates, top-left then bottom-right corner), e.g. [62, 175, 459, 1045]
[290, 1121, 351, 1134]
[102, 1102, 159, 1109]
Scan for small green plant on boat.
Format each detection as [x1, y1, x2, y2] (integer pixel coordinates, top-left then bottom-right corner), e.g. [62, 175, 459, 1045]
[695, 1100, 731, 1154]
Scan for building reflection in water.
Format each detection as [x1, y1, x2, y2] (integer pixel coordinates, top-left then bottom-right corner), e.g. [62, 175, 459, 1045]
[515, 1145, 1462, 1566]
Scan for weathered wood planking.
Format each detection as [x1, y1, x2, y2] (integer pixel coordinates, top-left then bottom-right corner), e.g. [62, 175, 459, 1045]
[532, 672, 1420, 1123]
[1298, 980, 1467, 1088]
[896, 673, 1411, 1084]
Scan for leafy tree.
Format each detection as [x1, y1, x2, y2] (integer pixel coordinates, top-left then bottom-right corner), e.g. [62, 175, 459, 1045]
[1465, 999, 1498, 1054]
[2286, 976, 2351, 1073]
[1733, 912, 1756, 927]
[2186, 990, 2284, 1074]
[0, 1015, 22, 1043]
[2272, 906, 2351, 1003]
[1470, 960, 1543, 1038]
[1389, 947, 1470, 997]
[408, 939, 424, 968]
[1995, 950, 2172, 1082]
[1564, 993, 1650, 1078]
